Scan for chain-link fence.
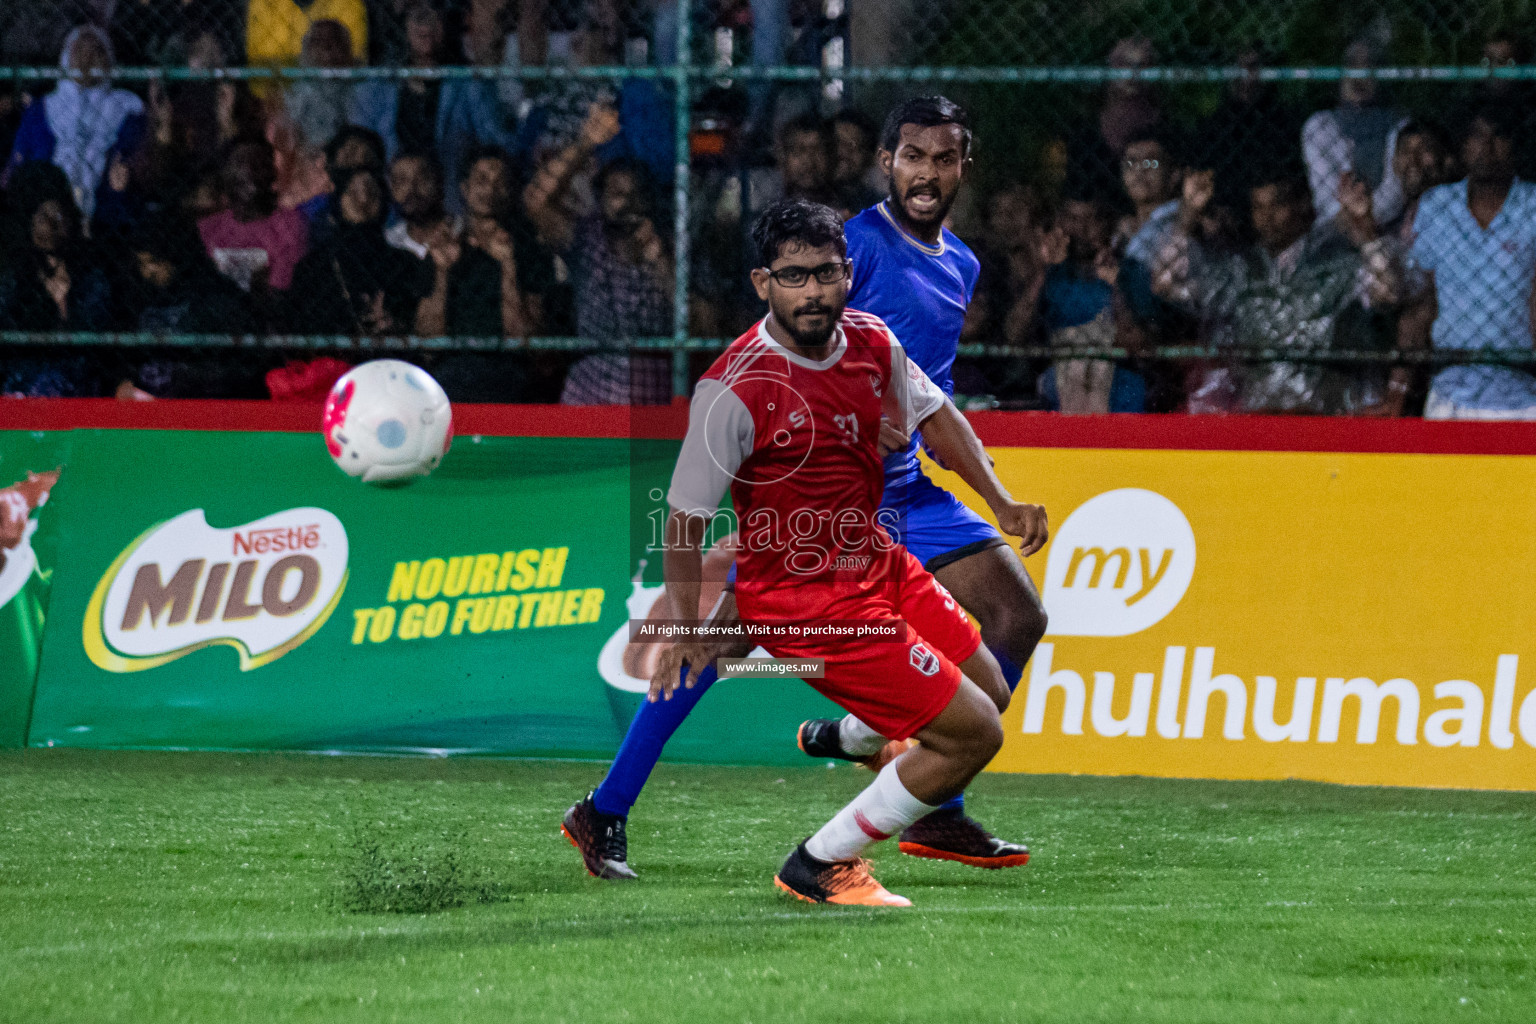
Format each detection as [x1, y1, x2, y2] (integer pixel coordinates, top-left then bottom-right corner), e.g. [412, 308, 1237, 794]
[2, 0, 1536, 416]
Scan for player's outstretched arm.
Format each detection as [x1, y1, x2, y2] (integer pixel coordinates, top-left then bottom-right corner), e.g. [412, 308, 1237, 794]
[651, 509, 714, 703]
[916, 402, 1049, 557]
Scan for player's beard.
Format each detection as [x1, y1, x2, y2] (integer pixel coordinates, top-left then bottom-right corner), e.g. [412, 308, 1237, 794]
[780, 298, 844, 351]
[890, 176, 956, 229]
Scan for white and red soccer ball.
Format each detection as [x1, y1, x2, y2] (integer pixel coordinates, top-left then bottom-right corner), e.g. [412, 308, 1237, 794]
[323, 360, 452, 483]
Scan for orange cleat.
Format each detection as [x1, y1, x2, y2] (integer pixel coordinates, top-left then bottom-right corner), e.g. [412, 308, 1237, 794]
[774, 842, 912, 906]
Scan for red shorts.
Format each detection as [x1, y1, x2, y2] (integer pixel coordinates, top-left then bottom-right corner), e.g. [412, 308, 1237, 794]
[735, 547, 982, 740]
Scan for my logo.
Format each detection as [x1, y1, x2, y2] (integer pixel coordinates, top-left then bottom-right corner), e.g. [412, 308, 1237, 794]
[1043, 488, 1195, 637]
[83, 508, 349, 672]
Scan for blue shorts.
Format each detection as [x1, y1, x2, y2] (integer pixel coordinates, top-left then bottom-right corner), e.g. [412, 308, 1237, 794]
[880, 471, 1004, 572]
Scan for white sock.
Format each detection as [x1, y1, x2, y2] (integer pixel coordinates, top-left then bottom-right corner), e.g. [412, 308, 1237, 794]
[837, 714, 888, 757]
[804, 758, 938, 863]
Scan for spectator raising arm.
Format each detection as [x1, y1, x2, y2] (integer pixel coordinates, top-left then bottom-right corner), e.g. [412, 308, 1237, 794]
[523, 102, 621, 250]
[1334, 171, 1408, 307]
[1151, 170, 1231, 316]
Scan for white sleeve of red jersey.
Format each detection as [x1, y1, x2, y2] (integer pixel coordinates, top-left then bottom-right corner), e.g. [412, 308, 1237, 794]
[666, 378, 756, 517]
[885, 337, 947, 436]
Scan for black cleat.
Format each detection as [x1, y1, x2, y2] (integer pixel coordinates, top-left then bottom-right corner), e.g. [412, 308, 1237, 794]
[773, 841, 911, 906]
[561, 792, 638, 880]
[798, 718, 911, 771]
[796, 718, 852, 760]
[898, 808, 1030, 869]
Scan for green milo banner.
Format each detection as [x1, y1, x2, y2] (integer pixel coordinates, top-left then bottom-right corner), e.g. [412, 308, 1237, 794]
[10, 428, 836, 763]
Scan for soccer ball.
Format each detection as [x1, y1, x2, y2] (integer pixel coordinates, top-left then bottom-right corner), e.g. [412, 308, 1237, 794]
[323, 360, 452, 483]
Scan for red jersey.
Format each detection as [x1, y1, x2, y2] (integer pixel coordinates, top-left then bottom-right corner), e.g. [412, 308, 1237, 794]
[667, 310, 944, 591]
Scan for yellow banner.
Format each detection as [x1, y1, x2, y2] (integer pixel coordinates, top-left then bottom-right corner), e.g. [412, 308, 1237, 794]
[925, 447, 1536, 791]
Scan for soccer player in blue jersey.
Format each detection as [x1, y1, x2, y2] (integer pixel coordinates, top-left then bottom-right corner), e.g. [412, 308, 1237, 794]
[562, 97, 1050, 880]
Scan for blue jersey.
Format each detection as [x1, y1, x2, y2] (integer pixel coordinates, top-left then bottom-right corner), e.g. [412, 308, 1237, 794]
[845, 200, 980, 493]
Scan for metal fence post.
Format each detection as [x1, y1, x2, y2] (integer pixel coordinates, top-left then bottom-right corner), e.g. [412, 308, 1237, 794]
[670, 0, 694, 400]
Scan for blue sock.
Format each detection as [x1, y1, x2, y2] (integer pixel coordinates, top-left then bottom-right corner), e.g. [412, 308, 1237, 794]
[591, 664, 717, 818]
[935, 648, 1024, 815]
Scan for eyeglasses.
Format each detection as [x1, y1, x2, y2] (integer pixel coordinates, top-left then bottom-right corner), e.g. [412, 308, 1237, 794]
[761, 261, 851, 287]
[1122, 158, 1162, 171]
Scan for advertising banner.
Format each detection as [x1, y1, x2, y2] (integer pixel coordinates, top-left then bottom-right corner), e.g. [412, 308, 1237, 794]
[0, 432, 69, 748]
[10, 410, 1536, 789]
[23, 428, 838, 764]
[925, 447, 1536, 791]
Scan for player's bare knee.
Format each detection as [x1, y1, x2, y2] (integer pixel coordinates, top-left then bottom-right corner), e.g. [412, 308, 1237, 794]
[950, 677, 1004, 767]
[967, 707, 1004, 763]
[1016, 599, 1047, 654]
[960, 646, 1010, 713]
[978, 669, 1010, 714]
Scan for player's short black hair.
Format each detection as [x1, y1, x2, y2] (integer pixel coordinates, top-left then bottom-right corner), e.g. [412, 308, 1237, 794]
[879, 96, 972, 157]
[752, 199, 847, 268]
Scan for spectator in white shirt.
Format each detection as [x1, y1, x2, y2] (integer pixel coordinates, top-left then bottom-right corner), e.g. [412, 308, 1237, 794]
[384, 150, 462, 260]
[1394, 105, 1536, 419]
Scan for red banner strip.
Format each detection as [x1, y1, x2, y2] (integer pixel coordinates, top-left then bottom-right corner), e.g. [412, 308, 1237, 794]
[3, 399, 1535, 455]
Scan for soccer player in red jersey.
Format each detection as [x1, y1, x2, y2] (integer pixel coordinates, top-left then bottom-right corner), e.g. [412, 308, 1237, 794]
[654, 200, 1015, 906]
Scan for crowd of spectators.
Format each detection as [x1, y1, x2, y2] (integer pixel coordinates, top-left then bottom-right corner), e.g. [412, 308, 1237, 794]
[0, 3, 1533, 418]
[953, 30, 1536, 419]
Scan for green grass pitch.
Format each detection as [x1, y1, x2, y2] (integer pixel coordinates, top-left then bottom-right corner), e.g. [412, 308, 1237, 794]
[2, 749, 1533, 1022]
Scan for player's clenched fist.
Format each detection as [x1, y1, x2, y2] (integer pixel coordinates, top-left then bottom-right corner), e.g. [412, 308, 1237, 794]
[992, 500, 1048, 557]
